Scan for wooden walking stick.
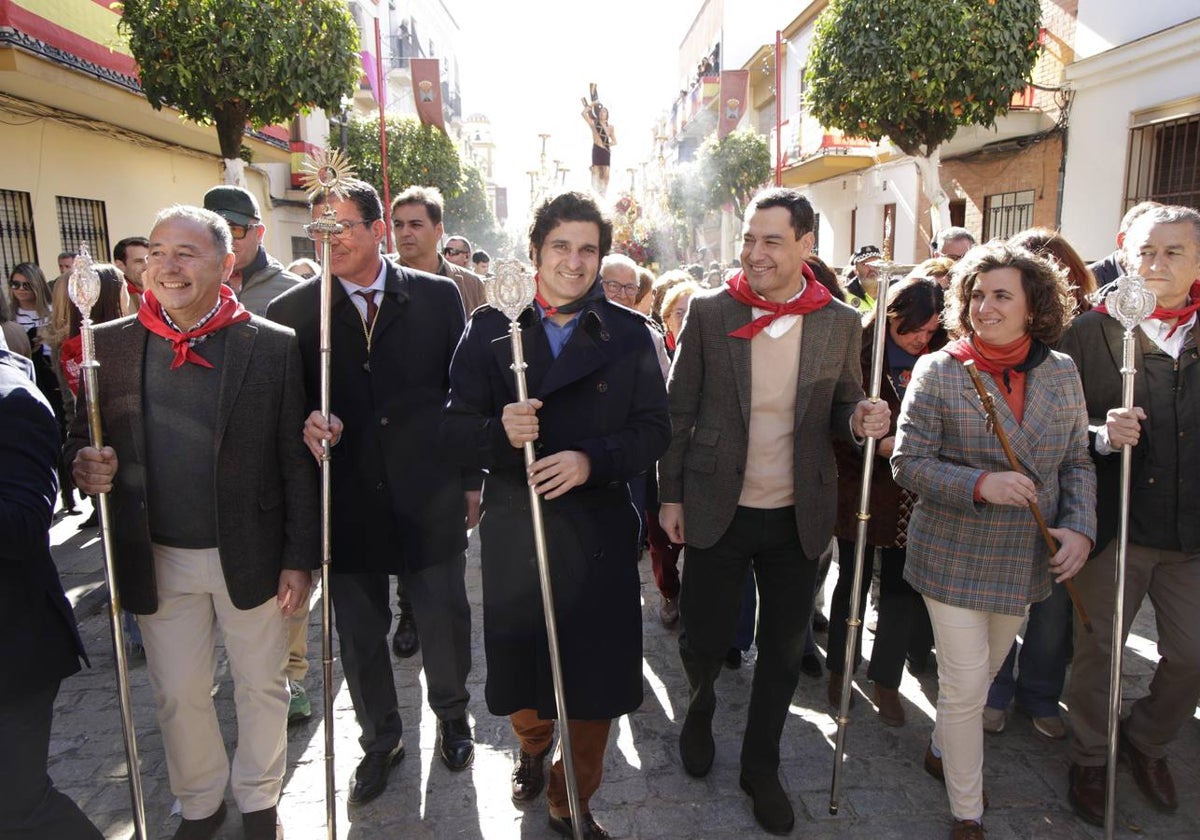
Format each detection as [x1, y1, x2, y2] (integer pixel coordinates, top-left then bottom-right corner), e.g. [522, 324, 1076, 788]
[829, 248, 893, 815]
[961, 359, 1094, 633]
[487, 259, 584, 840]
[1098, 275, 1156, 840]
[68, 244, 148, 840]
[301, 149, 356, 840]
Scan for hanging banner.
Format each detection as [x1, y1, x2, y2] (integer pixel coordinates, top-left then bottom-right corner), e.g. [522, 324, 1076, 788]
[410, 57, 445, 132]
[718, 70, 749, 140]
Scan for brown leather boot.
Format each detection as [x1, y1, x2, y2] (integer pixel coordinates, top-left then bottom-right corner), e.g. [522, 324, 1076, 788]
[827, 673, 855, 710]
[872, 683, 905, 727]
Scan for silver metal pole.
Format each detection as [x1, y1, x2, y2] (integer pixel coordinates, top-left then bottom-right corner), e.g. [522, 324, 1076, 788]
[829, 256, 892, 815]
[301, 150, 356, 840]
[488, 261, 583, 840]
[1101, 275, 1156, 840]
[68, 245, 148, 840]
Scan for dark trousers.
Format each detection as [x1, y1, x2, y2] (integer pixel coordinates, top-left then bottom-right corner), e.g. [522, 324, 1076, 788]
[986, 580, 1072, 717]
[678, 506, 817, 778]
[0, 682, 103, 840]
[333, 554, 471, 754]
[826, 541, 919, 688]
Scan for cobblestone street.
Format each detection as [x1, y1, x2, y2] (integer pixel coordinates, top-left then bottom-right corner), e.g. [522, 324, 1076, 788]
[47, 503, 1199, 839]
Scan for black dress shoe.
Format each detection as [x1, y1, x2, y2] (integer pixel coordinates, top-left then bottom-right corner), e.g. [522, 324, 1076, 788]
[78, 509, 99, 529]
[392, 612, 420, 658]
[173, 801, 227, 840]
[511, 745, 550, 802]
[679, 711, 715, 777]
[1120, 726, 1177, 811]
[438, 715, 474, 771]
[800, 652, 823, 679]
[738, 771, 794, 835]
[1067, 762, 1106, 827]
[242, 805, 283, 840]
[724, 647, 743, 669]
[548, 811, 611, 839]
[348, 743, 404, 805]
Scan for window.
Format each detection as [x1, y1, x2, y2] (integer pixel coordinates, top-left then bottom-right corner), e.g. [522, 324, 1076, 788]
[56, 196, 109, 265]
[1125, 112, 1199, 212]
[949, 199, 966, 229]
[983, 190, 1034, 240]
[0, 189, 37, 281]
[291, 236, 316, 262]
[882, 203, 896, 259]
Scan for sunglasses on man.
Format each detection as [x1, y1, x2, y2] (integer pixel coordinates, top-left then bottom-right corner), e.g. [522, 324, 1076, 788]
[443, 247, 470, 258]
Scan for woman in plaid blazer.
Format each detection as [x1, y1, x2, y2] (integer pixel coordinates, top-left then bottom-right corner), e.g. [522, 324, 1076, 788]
[892, 242, 1097, 840]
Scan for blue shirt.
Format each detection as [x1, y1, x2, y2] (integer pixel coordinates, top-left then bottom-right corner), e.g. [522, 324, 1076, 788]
[537, 304, 580, 358]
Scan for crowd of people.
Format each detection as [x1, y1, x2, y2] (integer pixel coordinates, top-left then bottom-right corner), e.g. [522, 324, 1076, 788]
[3, 181, 1199, 840]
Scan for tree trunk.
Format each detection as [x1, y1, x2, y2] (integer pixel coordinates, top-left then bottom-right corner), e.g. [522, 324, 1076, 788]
[912, 149, 951, 238]
[222, 158, 246, 187]
[214, 104, 249, 186]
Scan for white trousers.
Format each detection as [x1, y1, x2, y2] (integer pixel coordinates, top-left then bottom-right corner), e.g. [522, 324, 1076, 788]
[139, 545, 289, 818]
[924, 595, 1025, 822]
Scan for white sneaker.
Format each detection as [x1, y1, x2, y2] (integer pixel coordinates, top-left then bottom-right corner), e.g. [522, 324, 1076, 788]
[982, 706, 1007, 734]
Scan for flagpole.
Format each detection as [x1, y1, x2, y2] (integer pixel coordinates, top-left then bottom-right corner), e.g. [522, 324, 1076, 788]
[375, 17, 392, 252]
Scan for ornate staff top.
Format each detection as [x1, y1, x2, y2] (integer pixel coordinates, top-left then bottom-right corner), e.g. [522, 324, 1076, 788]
[485, 258, 537, 323]
[68, 242, 101, 319]
[301, 148, 357, 240]
[1104, 274, 1157, 333]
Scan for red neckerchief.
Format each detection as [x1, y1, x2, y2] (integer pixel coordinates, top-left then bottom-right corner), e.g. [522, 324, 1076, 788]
[1095, 279, 1200, 337]
[127, 282, 143, 299]
[138, 284, 250, 369]
[665, 330, 677, 352]
[946, 333, 1033, 423]
[724, 264, 832, 339]
[60, 333, 82, 396]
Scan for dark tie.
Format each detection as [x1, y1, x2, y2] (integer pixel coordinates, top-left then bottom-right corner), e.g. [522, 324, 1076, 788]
[355, 289, 378, 326]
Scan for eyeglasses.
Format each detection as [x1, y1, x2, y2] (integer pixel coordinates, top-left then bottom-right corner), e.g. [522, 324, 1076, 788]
[443, 247, 470, 257]
[305, 219, 372, 241]
[601, 279, 638, 297]
[227, 222, 260, 241]
[9, 280, 33, 291]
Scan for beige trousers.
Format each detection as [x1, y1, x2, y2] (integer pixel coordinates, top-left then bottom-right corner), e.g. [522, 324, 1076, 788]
[139, 545, 289, 818]
[924, 595, 1025, 822]
[285, 597, 310, 683]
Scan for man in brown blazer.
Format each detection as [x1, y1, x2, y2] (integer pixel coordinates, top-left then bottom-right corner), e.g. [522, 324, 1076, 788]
[390, 185, 486, 315]
[658, 187, 889, 835]
[69, 205, 318, 840]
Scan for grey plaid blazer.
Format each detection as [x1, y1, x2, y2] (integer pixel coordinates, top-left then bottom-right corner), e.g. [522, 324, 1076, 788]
[892, 349, 1097, 616]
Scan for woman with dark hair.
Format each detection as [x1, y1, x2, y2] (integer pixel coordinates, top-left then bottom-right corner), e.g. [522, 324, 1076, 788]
[826, 276, 946, 725]
[0, 283, 32, 357]
[892, 242, 1096, 840]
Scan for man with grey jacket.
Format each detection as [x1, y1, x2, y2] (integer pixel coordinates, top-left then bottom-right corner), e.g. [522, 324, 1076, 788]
[203, 185, 302, 316]
[659, 187, 888, 835]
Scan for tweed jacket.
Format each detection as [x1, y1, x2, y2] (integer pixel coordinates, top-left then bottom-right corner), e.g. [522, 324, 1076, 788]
[63, 315, 320, 614]
[892, 349, 1097, 616]
[437, 256, 487, 316]
[657, 286, 865, 558]
[267, 258, 471, 575]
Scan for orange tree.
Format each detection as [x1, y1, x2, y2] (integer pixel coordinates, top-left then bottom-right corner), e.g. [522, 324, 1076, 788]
[806, 0, 1041, 232]
[119, 0, 360, 184]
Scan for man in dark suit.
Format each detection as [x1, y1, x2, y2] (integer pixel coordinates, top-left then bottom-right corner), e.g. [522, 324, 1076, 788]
[658, 187, 889, 835]
[0, 333, 102, 839]
[267, 179, 476, 804]
[69, 205, 318, 840]
[441, 190, 670, 839]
